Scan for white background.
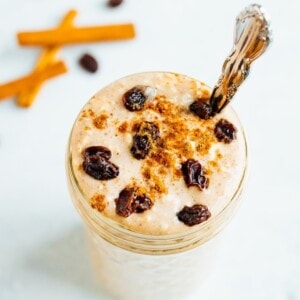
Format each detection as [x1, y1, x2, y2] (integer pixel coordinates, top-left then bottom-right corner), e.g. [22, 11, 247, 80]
[0, 0, 299, 299]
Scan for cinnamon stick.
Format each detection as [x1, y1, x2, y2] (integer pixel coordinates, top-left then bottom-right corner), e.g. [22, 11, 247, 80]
[18, 23, 135, 46]
[0, 61, 67, 100]
[17, 10, 77, 107]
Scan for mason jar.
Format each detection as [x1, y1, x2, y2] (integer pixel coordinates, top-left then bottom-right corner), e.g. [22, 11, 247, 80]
[66, 72, 248, 300]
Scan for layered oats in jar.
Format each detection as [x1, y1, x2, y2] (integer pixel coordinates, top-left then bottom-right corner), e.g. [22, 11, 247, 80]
[66, 72, 247, 299]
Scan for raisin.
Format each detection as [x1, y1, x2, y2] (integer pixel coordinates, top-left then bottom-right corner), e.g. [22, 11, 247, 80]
[79, 53, 98, 73]
[130, 121, 159, 160]
[181, 159, 209, 190]
[115, 188, 153, 217]
[214, 119, 237, 143]
[82, 146, 119, 180]
[123, 86, 147, 111]
[131, 135, 151, 159]
[189, 100, 212, 120]
[115, 188, 135, 217]
[107, 0, 123, 7]
[83, 146, 111, 160]
[137, 121, 160, 141]
[83, 156, 119, 180]
[177, 204, 211, 226]
[133, 195, 153, 213]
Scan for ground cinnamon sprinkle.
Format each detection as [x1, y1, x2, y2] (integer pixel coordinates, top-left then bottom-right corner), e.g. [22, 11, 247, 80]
[148, 95, 173, 114]
[141, 167, 167, 199]
[88, 109, 95, 117]
[93, 113, 108, 129]
[150, 151, 172, 168]
[216, 150, 223, 160]
[194, 128, 216, 155]
[118, 121, 128, 133]
[79, 110, 87, 120]
[131, 121, 140, 132]
[90, 194, 107, 212]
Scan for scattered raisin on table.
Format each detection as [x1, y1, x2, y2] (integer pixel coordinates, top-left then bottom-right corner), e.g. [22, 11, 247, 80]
[115, 187, 153, 217]
[123, 86, 148, 111]
[82, 146, 119, 180]
[107, 0, 123, 7]
[79, 53, 98, 73]
[181, 159, 209, 190]
[189, 100, 212, 120]
[214, 119, 237, 143]
[177, 204, 211, 226]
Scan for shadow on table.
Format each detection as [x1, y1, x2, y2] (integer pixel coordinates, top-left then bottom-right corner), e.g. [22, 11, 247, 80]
[24, 226, 114, 299]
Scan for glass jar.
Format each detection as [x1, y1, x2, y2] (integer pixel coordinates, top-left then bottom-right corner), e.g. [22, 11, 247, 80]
[66, 73, 248, 300]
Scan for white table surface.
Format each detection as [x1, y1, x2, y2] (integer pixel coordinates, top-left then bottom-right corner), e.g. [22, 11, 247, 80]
[0, 0, 299, 299]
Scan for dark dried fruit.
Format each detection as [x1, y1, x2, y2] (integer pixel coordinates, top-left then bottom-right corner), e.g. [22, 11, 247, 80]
[130, 121, 159, 160]
[79, 53, 98, 73]
[83, 146, 119, 180]
[189, 100, 213, 120]
[83, 146, 111, 160]
[115, 188, 135, 217]
[123, 86, 147, 111]
[83, 156, 119, 180]
[177, 204, 211, 226]
[137, 121, 160, 141]
[133, 195, 153, 213]
[214, 119, 237, 143]
[115, 187, 153, 217]
[107, 0, 123, 7]
[181, 159, 209, 190]
[131, 135, 151, 159]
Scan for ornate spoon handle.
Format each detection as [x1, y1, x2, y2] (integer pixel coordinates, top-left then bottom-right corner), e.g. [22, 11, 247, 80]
[210, 4, 272, 114]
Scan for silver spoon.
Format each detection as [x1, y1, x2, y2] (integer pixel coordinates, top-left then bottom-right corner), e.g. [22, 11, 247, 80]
[209, 4, 272, 114]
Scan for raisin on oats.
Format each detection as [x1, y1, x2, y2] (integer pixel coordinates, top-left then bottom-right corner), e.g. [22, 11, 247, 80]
[115, 188, 153, 217]
[214, 119, 237, 143]
[123, 86, 147, 111]
[82, 146, 119, 180]
[138, 121, 160, 140]
[133, 195, 153, 213]
[181, 159, 209, 190]
[115, 188, 135, 217]
[130, 121, 159, 160]
[131, 135, 151, 159]
[83, 146, 111, 160]
[189, 100, 212, 120]
[177, 204, 211, 226]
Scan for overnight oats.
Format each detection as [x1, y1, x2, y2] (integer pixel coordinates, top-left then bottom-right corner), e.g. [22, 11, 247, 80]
[66, 3, 272, 298]
[66, 72, 247, 299]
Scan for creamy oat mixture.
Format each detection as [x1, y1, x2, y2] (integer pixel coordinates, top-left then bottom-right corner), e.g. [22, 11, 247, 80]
[69, 72, 246, 235]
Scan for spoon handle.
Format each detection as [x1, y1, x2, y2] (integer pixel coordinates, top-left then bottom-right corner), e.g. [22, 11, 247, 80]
[210, 4, 272, 114]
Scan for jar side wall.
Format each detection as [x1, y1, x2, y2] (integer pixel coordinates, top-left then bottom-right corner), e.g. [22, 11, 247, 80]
[86, 227, 221, 300]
